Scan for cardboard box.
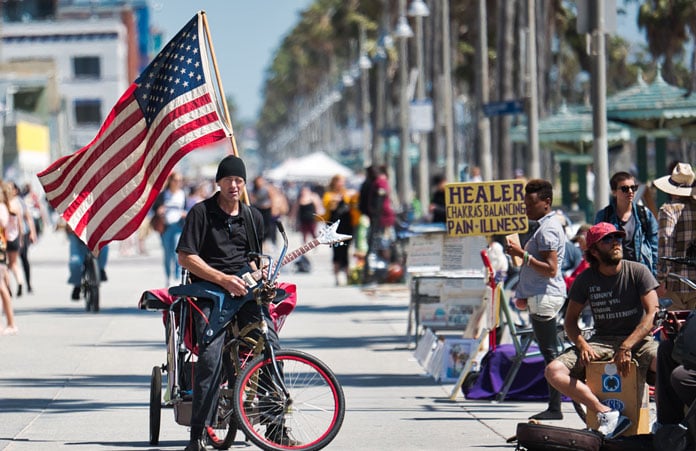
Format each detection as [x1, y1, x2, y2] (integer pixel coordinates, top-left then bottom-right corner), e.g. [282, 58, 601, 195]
[585, 361, 650, 436]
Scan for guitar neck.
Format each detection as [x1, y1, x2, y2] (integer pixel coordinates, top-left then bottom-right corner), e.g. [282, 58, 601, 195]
[281, 239, 320, 266]
[245, 239, 322, 285]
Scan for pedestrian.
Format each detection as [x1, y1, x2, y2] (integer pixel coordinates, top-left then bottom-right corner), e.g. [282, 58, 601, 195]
[544, 222, 659, 439]
[12, 182, 37, 294]
[594, 171, 658, 276]
[186, 181, 211, 210]
[152, 171, 187, 286]
[429, 174, 447, 223]
[564, 224, 592, 328]
[176, 155, 295, 450]
[485, 235, 508, 283]
[653, 162, 696, 310]
[251, 175, 274, 248]
[2, 182, 26, 297]
[291, 185, 323, 243]
[505, 178, 566, 421]
[321, 174, 355, 286]
[0, 185, 17, 335]
[22, 183, 49, 239]
[469, 166, 483, 182]
[66, 224, 108, 301]
[555, 210, 582, 276]
[654, 329, 696, 436]
[356, 166, 377, 258]
[366, 165, 395, 265]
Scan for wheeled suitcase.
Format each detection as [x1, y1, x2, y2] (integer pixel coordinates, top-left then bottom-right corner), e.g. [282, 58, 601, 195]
[515, 422, 603, 451]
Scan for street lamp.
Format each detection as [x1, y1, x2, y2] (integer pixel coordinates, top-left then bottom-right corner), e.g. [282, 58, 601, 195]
[408, 0, 430, 215]
[394, 8, 413, 210]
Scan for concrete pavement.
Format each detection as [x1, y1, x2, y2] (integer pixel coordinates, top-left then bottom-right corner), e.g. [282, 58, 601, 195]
[0, 228, 589, 450]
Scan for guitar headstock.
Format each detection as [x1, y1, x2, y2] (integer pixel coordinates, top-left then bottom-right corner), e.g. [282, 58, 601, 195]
[317, 220, 352, 246]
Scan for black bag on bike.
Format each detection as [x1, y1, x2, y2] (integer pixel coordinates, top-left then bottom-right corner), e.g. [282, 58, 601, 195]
[672, 310, 696, 369]
[601, 434, 654, 451]
[515, 422, 603, 451]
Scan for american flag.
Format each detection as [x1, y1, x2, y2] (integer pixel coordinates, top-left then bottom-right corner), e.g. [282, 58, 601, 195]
[38, 13, 229, 251]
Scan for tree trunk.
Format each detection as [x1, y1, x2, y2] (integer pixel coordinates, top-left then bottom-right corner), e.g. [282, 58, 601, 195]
[496, 0, 515, 180]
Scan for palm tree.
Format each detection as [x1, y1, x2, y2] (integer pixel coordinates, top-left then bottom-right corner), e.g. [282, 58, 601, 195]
[636, 0, 691, 84]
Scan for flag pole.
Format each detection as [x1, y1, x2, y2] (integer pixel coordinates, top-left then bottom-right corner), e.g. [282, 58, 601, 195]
[200, 11, 250, 204]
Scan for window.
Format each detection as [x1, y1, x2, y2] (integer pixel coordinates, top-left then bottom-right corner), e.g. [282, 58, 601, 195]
[74, 99, 102, 126]
[73, 56, 101, 79]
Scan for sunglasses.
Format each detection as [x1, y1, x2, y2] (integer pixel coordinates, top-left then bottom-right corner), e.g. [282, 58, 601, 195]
[599, 234, 623, 244]
[619, 184, 639, 193]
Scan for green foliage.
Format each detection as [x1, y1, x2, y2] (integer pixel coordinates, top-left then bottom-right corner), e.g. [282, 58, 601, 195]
[256, 0, 696, 160]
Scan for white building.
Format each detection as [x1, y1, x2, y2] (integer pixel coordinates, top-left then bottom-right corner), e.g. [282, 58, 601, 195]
[1, 18, 130, 154]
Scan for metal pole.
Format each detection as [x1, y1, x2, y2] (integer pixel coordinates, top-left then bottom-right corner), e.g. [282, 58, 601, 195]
[415, 13, 429, 212]
[592, 0, 609, 206]
[442, 0, 455, 183]
[476, 0, 492, 180]
[397, 2, 413, 209]
[360, 25, 372, 168]
[527, 0, 540, 179]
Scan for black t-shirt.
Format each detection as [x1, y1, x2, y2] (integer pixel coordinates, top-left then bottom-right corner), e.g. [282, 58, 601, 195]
[176, 192, 264, 281]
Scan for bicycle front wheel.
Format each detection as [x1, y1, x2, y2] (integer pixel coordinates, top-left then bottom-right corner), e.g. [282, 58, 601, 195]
[233, 349, 345, 451]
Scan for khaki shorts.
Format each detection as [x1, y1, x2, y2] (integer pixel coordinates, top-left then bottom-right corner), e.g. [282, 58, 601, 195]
[555, 336, 658, 382]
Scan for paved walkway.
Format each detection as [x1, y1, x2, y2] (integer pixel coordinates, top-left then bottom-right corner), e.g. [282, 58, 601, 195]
[0, 228, 591, 450]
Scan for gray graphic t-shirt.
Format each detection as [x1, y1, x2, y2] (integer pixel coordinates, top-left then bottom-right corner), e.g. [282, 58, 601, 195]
[568, 260, 658, 337]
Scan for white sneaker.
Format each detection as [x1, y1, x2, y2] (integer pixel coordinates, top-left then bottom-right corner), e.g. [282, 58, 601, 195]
[597, 409, 631, 438]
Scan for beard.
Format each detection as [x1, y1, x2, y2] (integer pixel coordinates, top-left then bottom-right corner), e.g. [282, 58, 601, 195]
[597, 246, 623, 265]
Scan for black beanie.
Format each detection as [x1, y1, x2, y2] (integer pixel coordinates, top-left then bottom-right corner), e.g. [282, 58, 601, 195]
[215, 155, 246, 182]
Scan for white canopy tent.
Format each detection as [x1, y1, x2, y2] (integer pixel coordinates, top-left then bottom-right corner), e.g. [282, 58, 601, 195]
[264, 152, 354, 185]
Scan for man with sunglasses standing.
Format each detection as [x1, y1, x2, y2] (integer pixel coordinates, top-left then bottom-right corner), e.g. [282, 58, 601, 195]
[594, 171, 658, 276]
[545, 222, 659, 439]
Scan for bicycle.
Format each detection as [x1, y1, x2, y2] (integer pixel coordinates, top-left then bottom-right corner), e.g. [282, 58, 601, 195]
[140, 220, 350, 450]
[80, 251, 100, 312]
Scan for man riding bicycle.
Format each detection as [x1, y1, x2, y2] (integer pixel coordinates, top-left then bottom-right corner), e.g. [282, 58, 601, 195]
[176, 155, 293, 451]
[66, 225, 108, 301]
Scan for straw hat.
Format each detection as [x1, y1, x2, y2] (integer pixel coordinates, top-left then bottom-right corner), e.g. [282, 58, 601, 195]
[654, 163, 695, 197]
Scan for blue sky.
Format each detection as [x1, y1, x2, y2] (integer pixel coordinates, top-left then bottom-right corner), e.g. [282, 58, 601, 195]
[151, 1, 313, 122]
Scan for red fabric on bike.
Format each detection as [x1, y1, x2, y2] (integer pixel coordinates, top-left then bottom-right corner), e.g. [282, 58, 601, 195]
[142, 282, 297, 355]
[269, 282, 297, 332]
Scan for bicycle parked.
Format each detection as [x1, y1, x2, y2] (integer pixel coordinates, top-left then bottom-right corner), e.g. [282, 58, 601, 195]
[140, 221, 349, 450]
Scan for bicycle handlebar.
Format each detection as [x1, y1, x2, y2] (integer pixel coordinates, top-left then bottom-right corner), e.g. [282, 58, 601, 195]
[667, 272, 696, 291]
[660, 256, 696, 268]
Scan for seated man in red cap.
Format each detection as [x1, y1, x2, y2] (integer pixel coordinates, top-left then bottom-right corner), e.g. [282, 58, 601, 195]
[544, 222, 659, 439]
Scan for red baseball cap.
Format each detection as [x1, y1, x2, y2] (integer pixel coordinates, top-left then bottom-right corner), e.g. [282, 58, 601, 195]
[585, 222, 626, 248]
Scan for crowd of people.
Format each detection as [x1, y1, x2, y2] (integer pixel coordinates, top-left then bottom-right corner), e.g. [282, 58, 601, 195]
[484, 163, 696, 443]
[6, 154, 696, 446]
[0, 182, 48, 336]
[159, 159, 696, 445]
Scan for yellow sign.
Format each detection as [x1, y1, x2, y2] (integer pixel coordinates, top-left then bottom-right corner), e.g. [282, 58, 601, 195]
[444, 180, 528, 237]
[17, 121, 49, 153]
